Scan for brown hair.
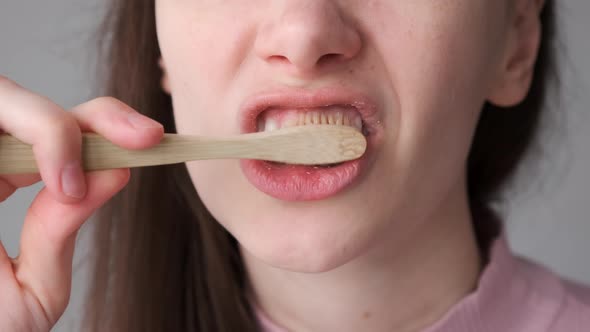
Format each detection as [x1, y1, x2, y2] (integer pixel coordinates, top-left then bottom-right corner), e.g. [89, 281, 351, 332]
[468, 1, 557, 254]
[84, 1, 557, 331]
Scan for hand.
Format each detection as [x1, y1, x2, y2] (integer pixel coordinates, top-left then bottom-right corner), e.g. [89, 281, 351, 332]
[0, 76, 164, 332]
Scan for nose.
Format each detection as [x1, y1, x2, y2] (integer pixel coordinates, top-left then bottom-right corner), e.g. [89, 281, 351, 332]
[254, 1, 362, 77]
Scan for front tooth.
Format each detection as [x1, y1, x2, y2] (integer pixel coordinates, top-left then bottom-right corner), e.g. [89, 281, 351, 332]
[282, 115, 298, 128]
[305, 113, 313, 125]
[298, 113, 305, 126]
[335, 112, 343, 125]
[321, 113, 327, 124]
[343, 116, 350, 126]
[265, 118, 278, 132]
[328, 114, 335, 125]
[312, 112, 320, 125]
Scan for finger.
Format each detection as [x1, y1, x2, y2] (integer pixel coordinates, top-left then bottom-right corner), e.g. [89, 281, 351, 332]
[0, 237, 11, 278]
[0, 76, 86, 203]
[0, 174, 42, 202]
[71, 97, 164, 149]
[14, 168, 130, 323]
[0, 177, 17, 203]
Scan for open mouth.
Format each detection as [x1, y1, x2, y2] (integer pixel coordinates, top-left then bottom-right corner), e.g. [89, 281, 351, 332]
[238, 87, 381, 201]
[256, 105, 366, 168]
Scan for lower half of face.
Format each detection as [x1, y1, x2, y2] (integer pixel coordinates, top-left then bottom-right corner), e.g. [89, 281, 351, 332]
[158, 0, 508, 272]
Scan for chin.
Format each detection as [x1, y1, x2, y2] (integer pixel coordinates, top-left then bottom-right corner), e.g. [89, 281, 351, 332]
[244, 235, 367, 274]
[233, 201, 378, 273]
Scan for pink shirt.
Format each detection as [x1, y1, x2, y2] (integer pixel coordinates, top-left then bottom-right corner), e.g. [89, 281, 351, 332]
[256, 235, 590, 332]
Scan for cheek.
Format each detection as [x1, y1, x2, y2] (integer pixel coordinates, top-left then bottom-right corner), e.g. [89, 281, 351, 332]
[186, 161, 249, 219]
[373, 2, 505, 171]
[156, 3, 256, 135]
[340, 2, 510, 232]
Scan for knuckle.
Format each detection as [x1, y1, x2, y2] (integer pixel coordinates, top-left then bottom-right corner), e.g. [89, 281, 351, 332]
[93, 96, 133, 114]
[41, 112, 81, 142]
[74, 97, 136, 125]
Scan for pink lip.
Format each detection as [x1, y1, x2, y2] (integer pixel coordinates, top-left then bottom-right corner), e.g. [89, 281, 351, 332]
[239, 87, 383, 201]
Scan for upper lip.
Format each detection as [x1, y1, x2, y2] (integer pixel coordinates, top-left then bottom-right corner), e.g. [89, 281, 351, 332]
[239, 87, 381, 135]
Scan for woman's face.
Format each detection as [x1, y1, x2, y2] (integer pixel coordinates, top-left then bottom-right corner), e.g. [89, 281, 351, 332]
[156, 1, 534, 272]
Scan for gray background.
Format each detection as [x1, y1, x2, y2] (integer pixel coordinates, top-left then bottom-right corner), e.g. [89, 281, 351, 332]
[0, 1, 588, 330]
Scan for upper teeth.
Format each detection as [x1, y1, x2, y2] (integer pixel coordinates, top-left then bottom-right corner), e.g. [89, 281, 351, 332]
[264, 118, 279, 132]
[257, 108, 363, 133]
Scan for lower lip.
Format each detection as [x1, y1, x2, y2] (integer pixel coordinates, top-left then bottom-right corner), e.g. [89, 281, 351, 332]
[240, 156, 364, 201]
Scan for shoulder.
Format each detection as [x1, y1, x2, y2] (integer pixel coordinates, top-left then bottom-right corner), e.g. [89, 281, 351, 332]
[512, 254, 590, 331]
[555, 278, 590, 328]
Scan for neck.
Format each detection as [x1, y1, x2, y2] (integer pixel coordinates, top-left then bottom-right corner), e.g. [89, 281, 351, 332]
[242, 185, 482, 332]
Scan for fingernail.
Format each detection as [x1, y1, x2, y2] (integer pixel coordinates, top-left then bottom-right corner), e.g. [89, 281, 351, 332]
[61, 161, 86, 199]
[126, 113, 162, 129]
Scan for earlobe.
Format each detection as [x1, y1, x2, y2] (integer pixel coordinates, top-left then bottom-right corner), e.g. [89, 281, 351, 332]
[487, 0, 543, 107]
[158, 58, 171, 94]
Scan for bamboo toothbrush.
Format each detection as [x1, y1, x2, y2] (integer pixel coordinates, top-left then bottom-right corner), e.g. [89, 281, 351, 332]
[0, 125, 366, 174]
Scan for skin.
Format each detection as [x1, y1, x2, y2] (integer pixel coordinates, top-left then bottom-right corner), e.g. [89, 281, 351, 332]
[0, 82, 164, 331]
[157, 0, 544, 331]
[0, 0, 543, 331]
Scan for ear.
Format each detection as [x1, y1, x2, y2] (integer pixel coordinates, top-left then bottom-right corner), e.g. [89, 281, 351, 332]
[487, 0, 545, 107]
[158, 57, 171, 94]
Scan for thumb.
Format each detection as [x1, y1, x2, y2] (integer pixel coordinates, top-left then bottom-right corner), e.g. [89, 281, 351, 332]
[14, 168, 130, 324]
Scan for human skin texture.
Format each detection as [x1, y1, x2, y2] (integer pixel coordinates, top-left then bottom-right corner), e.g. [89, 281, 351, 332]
[156, 0, 542, 330]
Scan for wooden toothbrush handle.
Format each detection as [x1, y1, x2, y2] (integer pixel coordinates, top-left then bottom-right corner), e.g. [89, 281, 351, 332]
[0, 126, 367, 175]
[0, 133, 190, 174]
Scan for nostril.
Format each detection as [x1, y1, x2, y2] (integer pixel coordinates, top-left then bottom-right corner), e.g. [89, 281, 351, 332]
[267, 55, 290, 65]
[318, 53, 346, 66]
[266, 53, 347, 70]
